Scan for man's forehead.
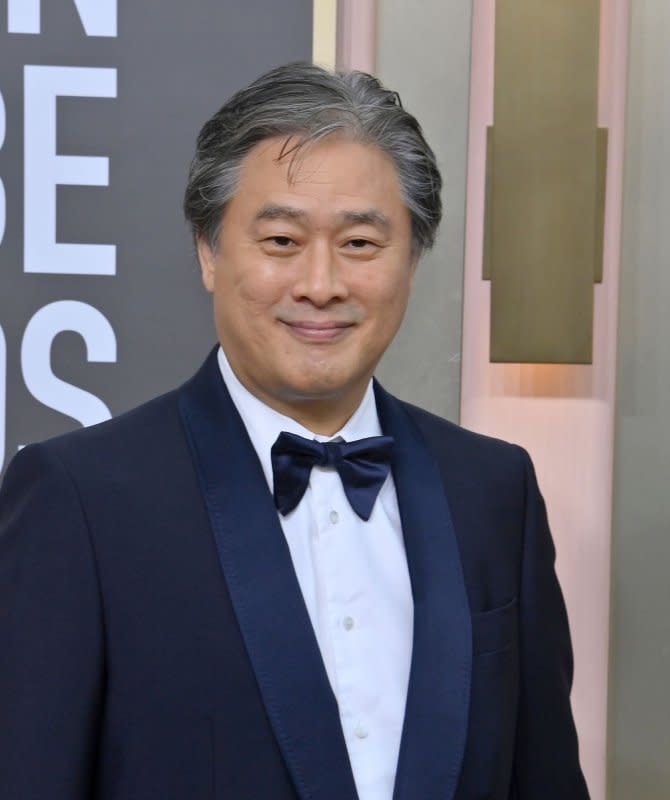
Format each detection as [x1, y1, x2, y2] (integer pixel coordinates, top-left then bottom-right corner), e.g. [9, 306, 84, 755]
[230, 135, 408, 224]
[241, 134, 398, 183]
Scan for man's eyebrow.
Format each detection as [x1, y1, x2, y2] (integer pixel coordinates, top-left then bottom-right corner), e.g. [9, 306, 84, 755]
[254, 204, 307, 222]
[253, 205, 392, 232]
[338, 210, 391, 232]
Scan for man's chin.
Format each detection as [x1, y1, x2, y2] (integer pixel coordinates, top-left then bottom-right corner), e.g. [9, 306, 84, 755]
[280, 383, 348, 404]
[275, 373, 364, 406]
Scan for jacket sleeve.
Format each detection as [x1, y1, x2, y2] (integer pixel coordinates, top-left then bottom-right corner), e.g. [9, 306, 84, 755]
[0, 444, 105, 799]
[511, 448, 590, 798]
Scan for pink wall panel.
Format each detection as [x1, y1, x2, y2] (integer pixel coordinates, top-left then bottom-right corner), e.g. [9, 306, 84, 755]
[336, 0, 377, 72]
[460, 3, 630, 798]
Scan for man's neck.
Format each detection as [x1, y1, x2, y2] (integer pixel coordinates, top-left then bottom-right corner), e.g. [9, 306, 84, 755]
[272, 398, 360, 437]
[217, 346, 371, 437]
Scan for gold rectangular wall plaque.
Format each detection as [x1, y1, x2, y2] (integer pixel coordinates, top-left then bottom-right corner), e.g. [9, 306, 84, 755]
[484, 0, 606, 363]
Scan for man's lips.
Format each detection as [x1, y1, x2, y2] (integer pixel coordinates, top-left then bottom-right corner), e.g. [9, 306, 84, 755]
[280, 319, 355, 341]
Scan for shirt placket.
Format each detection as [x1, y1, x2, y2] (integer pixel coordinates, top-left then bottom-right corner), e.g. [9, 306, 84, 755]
[310, 467, 371, 747]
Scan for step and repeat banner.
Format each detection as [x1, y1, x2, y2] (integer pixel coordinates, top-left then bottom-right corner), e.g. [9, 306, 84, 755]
[0, 0, 312, 474]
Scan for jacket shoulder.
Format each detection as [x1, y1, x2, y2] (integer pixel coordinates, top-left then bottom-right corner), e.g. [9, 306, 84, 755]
[2, 385, 188, 496]
[398, 399, 527, 474]
[37, 386, 179, 454]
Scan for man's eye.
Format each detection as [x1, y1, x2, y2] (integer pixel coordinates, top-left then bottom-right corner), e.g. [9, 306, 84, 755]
[347, 238, 372, 249]
[268, 236, 295, 247]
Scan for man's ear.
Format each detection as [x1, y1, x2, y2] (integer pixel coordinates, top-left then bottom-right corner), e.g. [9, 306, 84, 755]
[196, 236, 216, 293]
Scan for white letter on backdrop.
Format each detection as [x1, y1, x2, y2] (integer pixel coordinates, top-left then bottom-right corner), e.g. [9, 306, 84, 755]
[21, 301, 116, 427]
[24, 65, 117, 275]
[8, 0, 117, 37]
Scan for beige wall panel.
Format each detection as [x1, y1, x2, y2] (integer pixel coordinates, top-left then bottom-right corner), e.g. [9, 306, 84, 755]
[313, 0, 337, 69]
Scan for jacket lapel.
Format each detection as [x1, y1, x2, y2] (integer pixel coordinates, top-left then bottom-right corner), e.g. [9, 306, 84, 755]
[178, 350, 359, 800]
[374, 382, 472, 800]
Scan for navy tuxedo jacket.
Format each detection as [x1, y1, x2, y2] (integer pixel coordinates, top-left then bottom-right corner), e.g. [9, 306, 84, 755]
[0, 349, 589, 800]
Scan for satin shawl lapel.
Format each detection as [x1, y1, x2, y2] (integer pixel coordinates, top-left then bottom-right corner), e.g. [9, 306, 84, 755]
[374, 382, 472, 800]
[178, 351, 358, 800]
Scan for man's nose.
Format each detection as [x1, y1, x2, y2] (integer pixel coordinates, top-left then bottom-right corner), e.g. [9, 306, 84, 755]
[291, 242, 348, 307]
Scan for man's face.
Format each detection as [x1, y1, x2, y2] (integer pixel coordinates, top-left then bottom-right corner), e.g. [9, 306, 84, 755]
[198, 135, 417, 429]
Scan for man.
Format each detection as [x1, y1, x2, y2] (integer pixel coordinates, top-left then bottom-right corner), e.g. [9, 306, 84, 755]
[0, 63, 589, 799]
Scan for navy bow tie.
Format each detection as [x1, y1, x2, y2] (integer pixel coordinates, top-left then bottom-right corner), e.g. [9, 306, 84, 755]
[271, 431, 394, 521]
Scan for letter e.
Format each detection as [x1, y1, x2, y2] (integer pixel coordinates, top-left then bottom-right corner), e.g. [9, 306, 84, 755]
[24, 66, 117, 275]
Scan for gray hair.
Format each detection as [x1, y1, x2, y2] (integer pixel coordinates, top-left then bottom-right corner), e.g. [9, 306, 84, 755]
[183, 61, 442, 257]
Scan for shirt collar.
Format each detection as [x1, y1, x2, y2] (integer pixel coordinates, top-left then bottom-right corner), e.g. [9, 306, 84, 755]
[216, 346, 383, 492]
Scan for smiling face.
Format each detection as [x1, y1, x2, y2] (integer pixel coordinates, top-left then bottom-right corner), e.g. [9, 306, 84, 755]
[197, 135, 417, 434]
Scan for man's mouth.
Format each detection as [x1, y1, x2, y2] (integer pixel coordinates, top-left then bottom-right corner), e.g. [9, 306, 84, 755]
[280, 319, 354, 342]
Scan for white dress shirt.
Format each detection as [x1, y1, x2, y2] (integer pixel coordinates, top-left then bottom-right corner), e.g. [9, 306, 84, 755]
[217, 347, 413, 800]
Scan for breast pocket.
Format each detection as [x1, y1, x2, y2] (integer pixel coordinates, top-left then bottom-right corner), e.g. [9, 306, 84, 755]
[458, 598, 520, 798]
[471, 596, 518, 657]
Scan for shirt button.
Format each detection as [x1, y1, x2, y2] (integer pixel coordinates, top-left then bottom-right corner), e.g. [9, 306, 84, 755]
[343, 616, 355, 631]
[354, 724, 369, 740]
[329, 510, 339, 524]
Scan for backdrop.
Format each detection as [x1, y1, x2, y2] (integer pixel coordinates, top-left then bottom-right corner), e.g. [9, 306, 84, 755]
[0, 0, 312, 475]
